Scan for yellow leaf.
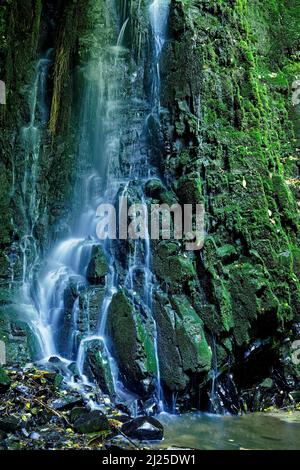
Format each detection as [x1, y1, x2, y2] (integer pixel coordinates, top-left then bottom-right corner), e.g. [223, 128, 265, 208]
[108, 419, 123, 429]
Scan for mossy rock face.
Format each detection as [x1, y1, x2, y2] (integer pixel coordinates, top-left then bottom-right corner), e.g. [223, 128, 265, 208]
[0, 287, 33, 365]
[82, 338, 114, 397]
[153, 242, 196, 289]
[145, 179, 177, 206]
[106, 290, 157, 398]
[86, 245, 109, 285]
[153, 291, 212, 394]
[153, 291, 189, 392]
[158, 0, 300, 402]
[173, 172, 204, 205]
[144, 179, 165, 199]
[171, 295, 212, 373]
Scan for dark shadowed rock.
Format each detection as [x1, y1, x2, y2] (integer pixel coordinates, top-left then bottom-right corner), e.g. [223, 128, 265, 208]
[121, 416, 164, 441]
[73, 410, 109, 434]
[0, 416, 20, 433]
[70, 407, 89, 424]
[0, 368, 11, 393]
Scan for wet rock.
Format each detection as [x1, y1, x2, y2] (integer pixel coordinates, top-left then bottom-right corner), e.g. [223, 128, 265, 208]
[70, 407, 89, 424]
[152, 290, 211, 398]
[171, 295, 212, 373]
[83, 339, 114, 396]
[15, 384, 31, 396]
[173, 172, 203, 204]
[51, 395, 84, 411]
[115, 403, 131, 416]
[153, 243, 196, 287]
[86, 245, 109, 284]
[144, 178, 165, 199]
[153, 291, 189, 392]
[107, 290, 157, 398]
[121, 416, 164, 441]
[0, 368, 11, 393]
[0, 416, 20, 433]
[73, 410, 109, 434]
[67, 362, 80, 378]
[49, 356, 62, 364]
[29, 432, 40, 441]
[144, 177, 177, 205]
[53, 373, 64, 389]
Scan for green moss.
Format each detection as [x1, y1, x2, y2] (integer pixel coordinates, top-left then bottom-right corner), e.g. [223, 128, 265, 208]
[136, 314, 158, 376]
[172, 295, 212, 372]
[107, 290, 158, 393]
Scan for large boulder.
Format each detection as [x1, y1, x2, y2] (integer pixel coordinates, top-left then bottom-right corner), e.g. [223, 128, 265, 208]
[51, 395, 84, 411]
[173, 172, 203, 204]
[121, 416, 164, 441]
[153, 291, 188, 392]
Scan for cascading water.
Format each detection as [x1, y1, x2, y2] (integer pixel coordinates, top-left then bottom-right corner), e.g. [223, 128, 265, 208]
[20, 50, 52, 291]
[23, 0, 171, 413]
[15, 50, 55, 354]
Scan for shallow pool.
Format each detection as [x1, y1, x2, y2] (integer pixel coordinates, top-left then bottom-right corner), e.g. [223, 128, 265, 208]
[152, 411, 300, 450]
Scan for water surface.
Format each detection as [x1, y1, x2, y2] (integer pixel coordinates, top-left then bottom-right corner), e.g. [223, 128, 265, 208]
[154, 411, 300, 450]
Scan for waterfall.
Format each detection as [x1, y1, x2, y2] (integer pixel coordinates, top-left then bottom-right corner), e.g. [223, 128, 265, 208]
[16, 50, 54, 357]
[20, 50, 52, 290]
[117, 18, 129, 47]
[23, 0, 170, 412]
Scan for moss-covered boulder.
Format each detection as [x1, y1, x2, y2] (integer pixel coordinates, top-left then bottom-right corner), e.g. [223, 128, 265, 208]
[86, 245, 109, 285]
[107, 290, 157, 398]
[82, 338, 114, 397]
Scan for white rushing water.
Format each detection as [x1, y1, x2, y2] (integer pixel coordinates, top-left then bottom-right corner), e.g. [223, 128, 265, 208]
[22, 0, 171, 412]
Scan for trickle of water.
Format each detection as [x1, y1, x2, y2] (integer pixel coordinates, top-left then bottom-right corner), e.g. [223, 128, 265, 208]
[117, 18, 129, 47]
[20, 51, 53, 290]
